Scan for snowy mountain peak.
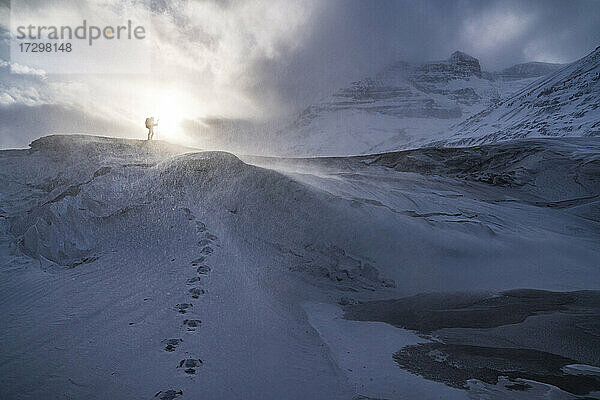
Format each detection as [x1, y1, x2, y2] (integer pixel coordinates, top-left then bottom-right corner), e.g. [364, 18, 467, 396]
[448, 51, 482, 77]
[277, 51, 500, 156]
[411, 50, 482, 84]
[271, 50, 589, 157]
[449, 50, 475, 61]
[444, 46, 600, 146]
[448, 50, 479, 65]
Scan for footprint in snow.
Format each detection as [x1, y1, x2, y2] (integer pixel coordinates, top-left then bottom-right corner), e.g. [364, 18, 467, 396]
[161, 338, 182, 352]
[189, 288, 205, 298]
[178, 358, 203, 374]
[205, 233, 218, 241]
[180, 207, 195, 221]
[182, 319, 201, 331]
[154, 389, 183, 400]
[198, 239, 211, 246]
[175, 303, 193, 314]
[196, 265, 211, 275]
[195, 221, 206, 232]
[199, 246, 213, 255]
[186, 277, 201, 284]
[190, 257, 205, 266]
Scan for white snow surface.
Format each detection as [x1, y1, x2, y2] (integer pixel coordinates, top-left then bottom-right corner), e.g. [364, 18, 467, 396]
[0, 134, 599, 399]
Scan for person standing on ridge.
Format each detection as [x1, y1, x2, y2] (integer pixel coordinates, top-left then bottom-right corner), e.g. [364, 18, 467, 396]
[145, 117, 159, 140]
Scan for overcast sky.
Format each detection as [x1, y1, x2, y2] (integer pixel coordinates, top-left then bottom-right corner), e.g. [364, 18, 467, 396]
[265, 0, 600, 109]
[148, 0, 600, 116]
[0, 0, 599, 146]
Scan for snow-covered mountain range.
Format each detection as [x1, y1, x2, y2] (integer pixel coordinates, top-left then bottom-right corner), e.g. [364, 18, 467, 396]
[274, 50, 594, 156]
[277, 51, 499, 155]
[443, 47, 600, 146]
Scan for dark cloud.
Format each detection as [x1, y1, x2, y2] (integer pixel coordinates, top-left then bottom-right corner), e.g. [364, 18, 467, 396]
[248, 0, 600, 112]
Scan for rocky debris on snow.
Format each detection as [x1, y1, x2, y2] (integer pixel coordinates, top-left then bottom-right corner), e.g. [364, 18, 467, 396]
[393, 343, 600, 396]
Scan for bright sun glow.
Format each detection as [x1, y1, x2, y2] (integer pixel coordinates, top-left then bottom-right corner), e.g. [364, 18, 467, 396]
[144, 88, 194, 144]
[156, 94, 183, 138]
[135, 83, 202, 145]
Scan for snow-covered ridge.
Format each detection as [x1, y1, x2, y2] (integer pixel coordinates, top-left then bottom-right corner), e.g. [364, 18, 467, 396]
[444, 47, 600, 146]
[7, 135, 395, 291]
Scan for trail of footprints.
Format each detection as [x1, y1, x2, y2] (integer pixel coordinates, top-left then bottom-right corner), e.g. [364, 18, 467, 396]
[155, 208, 219, 399]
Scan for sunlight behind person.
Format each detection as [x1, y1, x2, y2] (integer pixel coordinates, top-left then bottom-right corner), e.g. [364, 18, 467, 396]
[144, 88, 196, 144]
[157, 92, 182, 136]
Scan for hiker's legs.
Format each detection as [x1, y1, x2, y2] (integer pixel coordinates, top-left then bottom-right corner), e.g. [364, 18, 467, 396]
[148, 127, 154, 140]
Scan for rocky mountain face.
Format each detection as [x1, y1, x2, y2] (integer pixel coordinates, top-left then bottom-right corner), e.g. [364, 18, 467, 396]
[443, 47, 600, 147]
[416, 51, 483, 81]
[276, 51, 567, 156]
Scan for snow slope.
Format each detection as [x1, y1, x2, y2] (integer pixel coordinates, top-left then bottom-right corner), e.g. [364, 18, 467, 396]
[444, 47, 600, 146]
[487, 61, 565, 99]
[493, 61, 564, 80]
[1, 135, 599, 399]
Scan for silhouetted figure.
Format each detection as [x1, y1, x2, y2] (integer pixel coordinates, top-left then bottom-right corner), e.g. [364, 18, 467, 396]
[145, 117, 159, 140]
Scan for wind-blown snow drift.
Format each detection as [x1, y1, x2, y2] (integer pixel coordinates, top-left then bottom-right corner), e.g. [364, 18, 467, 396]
[0, 135, 599, 399]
